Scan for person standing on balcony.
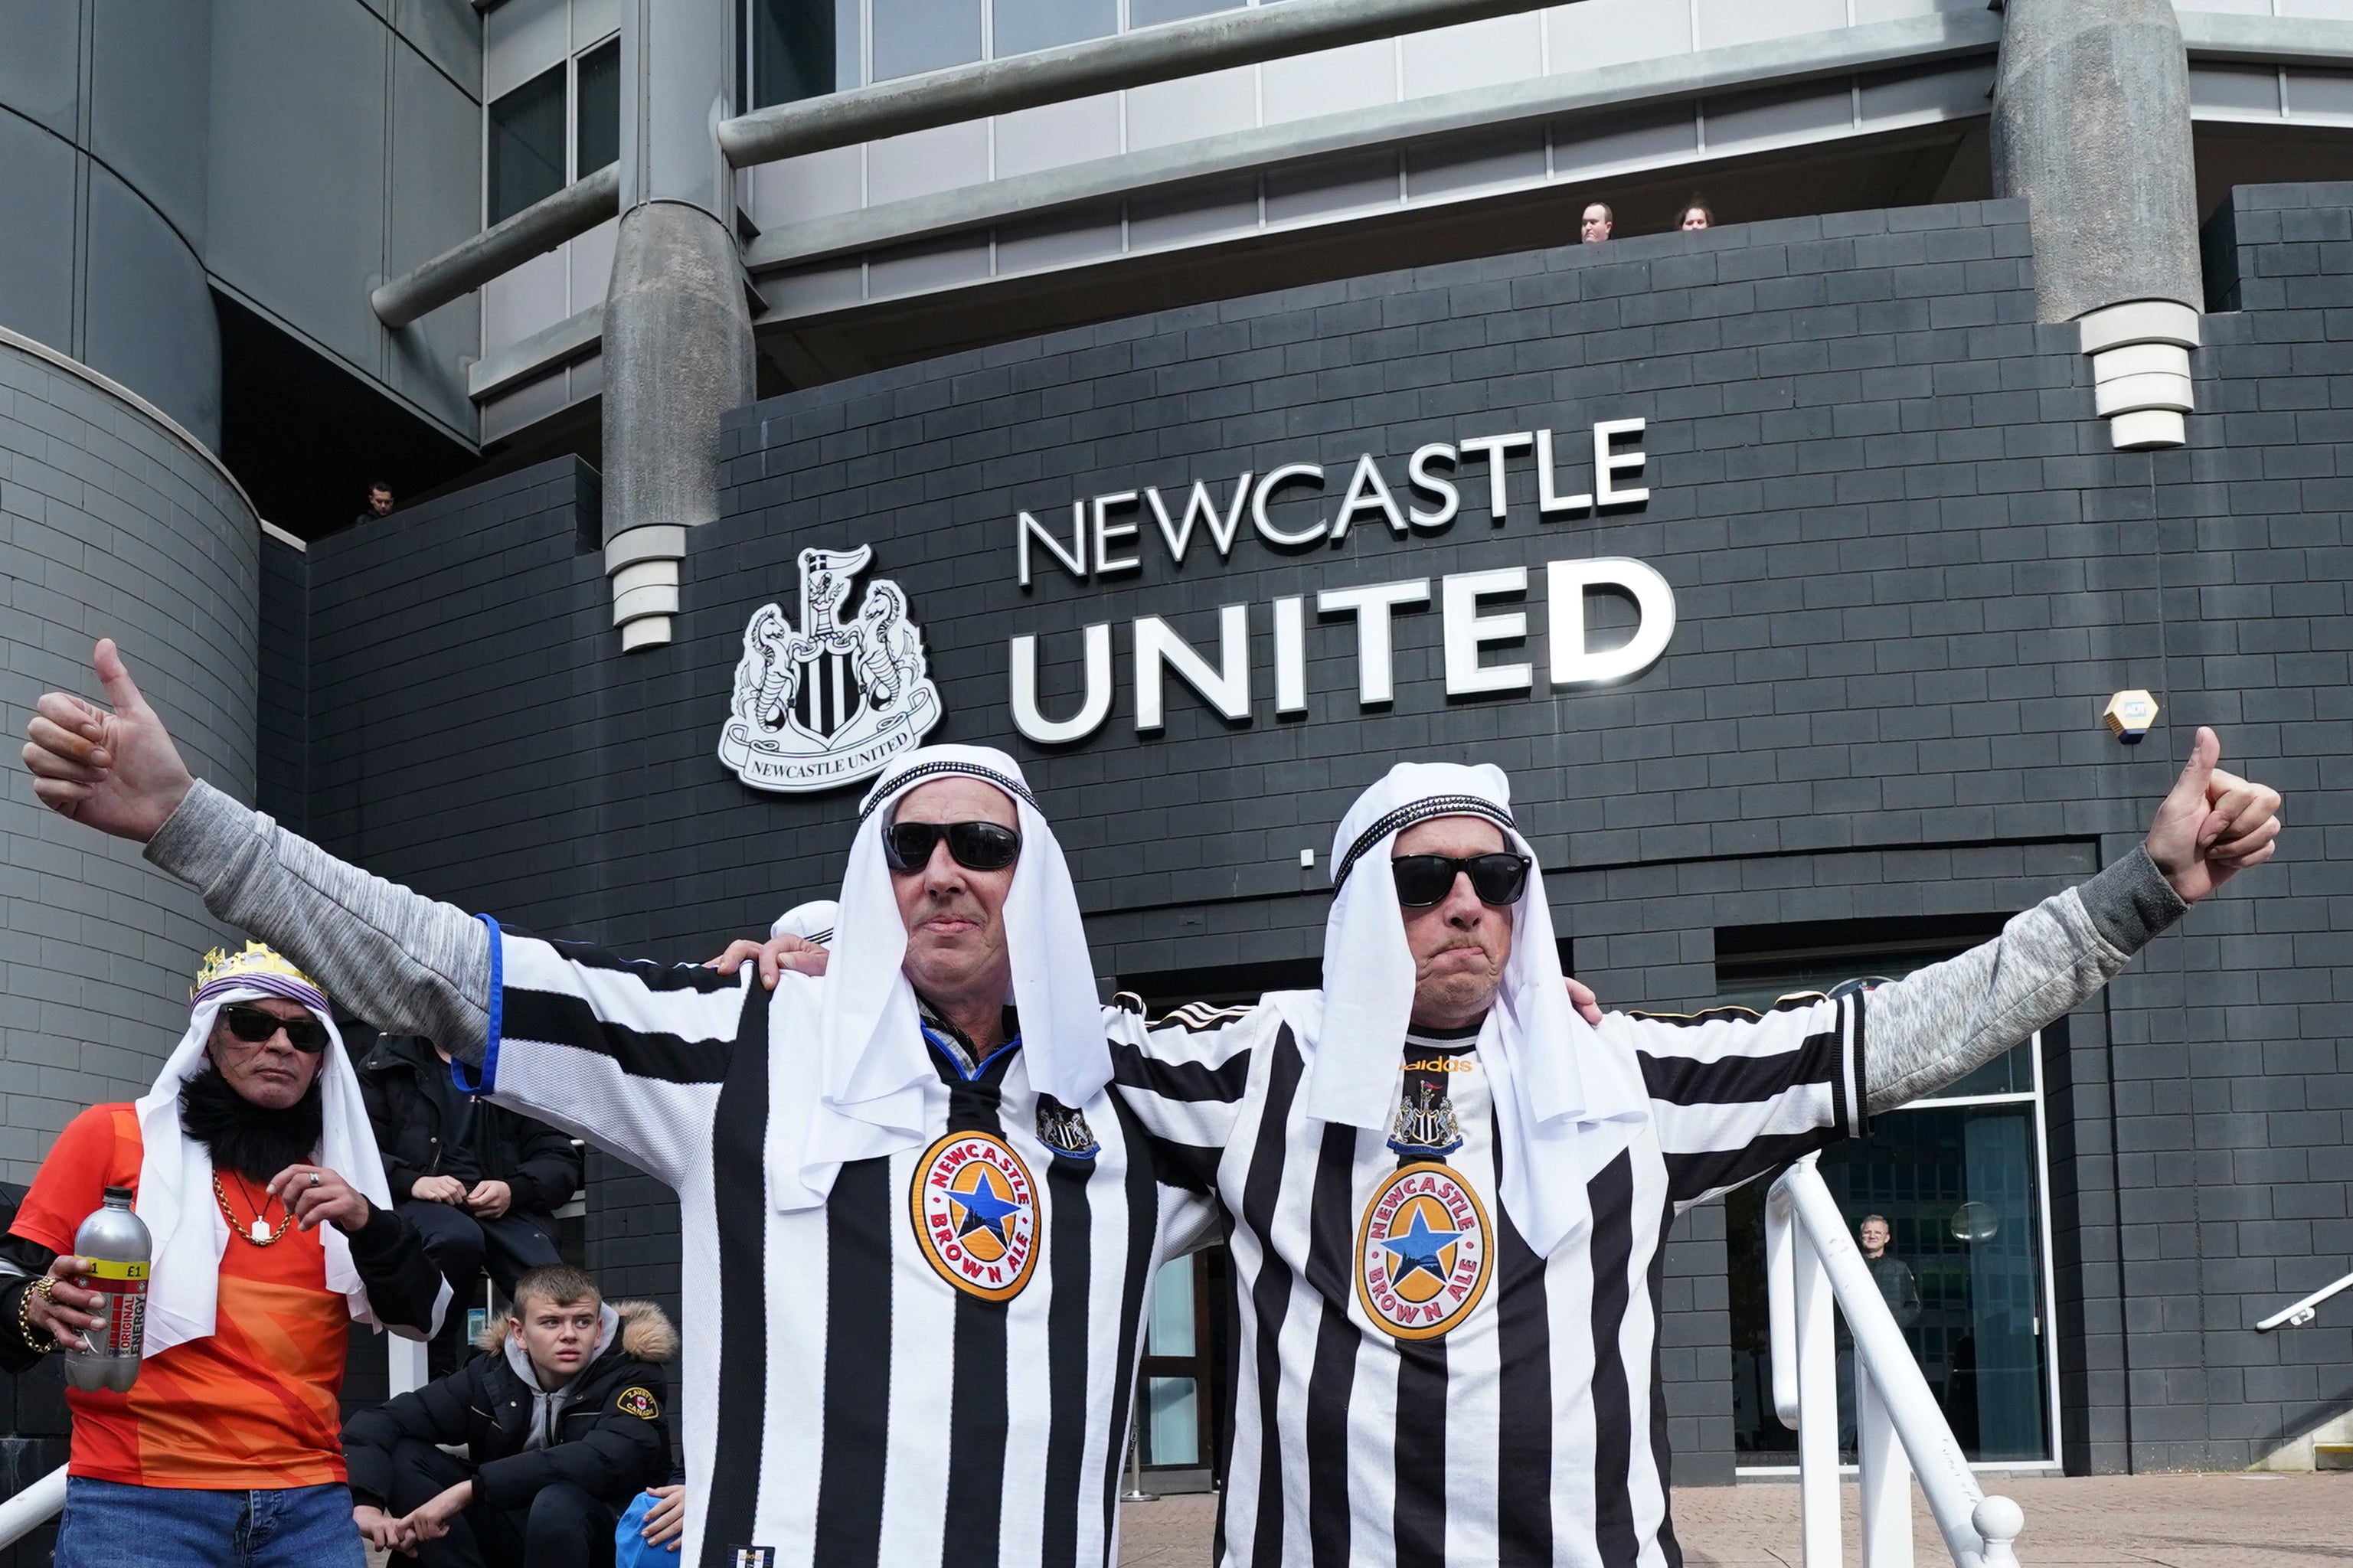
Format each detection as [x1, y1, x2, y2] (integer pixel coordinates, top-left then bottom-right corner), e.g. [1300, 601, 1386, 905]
[1580, 201, 1613, 243]
[0, 942, 445, 1568]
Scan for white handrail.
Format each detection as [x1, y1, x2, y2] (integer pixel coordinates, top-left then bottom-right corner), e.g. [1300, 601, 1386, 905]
[2255, 1266, 2353, 1331]
[0, 1465, 65, 1547]
[1766, 1155, 2025, 1568]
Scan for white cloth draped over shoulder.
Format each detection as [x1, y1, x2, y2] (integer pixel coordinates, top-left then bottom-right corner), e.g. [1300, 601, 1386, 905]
[132, 965, 413, 1355]
[1276, 761, 1650, 1254]
[768, 744, 1110, 1212]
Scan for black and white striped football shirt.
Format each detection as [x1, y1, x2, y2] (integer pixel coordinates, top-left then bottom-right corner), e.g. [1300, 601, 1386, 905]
[472, 923, 1219, 1568]
[1110, 991, 1864, 1568]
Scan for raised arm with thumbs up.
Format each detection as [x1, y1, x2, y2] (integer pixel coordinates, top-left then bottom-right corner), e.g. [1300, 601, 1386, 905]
[2142, 725, 2283, 903]
[20, 638, 194, 841]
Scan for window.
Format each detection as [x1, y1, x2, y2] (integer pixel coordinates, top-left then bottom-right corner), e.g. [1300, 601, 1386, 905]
[872, 0, 982, 80]
[1129, 0, 1243, 25]
[576, 38, 621, 178]
[992, 0, 1117, 58]
[750, 0, 851, 106]
[488, 63, 568, 225]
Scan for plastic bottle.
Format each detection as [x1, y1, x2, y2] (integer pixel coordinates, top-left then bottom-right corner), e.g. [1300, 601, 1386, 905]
[62, 1187, 151, 1393]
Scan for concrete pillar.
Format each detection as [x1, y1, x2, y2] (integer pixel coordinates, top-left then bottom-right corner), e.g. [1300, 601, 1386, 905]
[1990, 0, 2202, 451]
[600, 0, 754, 650]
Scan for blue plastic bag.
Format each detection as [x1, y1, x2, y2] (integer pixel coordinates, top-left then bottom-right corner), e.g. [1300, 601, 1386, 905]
[614, 1491, 681, 1565]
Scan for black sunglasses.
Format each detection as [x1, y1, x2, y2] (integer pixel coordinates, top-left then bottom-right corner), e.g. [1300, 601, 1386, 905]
[1391, 852, 1531, 909]
[219, 1004, 330, 1054]
[883, 820, 1023, 874]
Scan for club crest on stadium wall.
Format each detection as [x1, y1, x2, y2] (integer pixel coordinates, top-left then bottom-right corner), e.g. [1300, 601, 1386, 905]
[719, 544, 943, 794]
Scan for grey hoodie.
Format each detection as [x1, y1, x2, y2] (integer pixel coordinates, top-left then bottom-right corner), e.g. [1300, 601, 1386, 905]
[505, 1300, 622, 1452]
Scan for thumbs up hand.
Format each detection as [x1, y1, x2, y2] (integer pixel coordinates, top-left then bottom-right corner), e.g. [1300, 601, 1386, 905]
[21, 639, 195, 842]
[2144, 727, 2283, 904]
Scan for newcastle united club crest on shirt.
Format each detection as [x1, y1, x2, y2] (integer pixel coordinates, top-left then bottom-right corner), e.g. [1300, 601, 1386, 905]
[718, 544, 943, 794]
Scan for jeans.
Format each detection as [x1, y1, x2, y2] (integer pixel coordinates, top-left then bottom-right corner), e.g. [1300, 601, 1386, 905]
[385, 1436, 619, 1568]
[54, 1475, 365, 1568]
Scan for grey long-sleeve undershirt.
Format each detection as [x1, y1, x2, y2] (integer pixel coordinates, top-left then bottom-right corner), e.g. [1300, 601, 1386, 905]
[145, 779, 2189, 1112]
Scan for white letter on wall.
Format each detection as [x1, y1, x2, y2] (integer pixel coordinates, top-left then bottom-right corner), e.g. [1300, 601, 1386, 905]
[1273, 596, 1306, 714]
[1407, 443, 1459, 529]
[1251, 463, 1327, 547]
[1018, 504, 1089, 588]
[1593, 418, 1650, 506]
[1534, 428, 1593, 515]
[1442, 567, 1532, 694]
[1317, 578, 1430, 707]
[1331, 453, 1407, 541]
[1093, 492, 1141, 577]
[1456, 432, 1533, 521]
[1547, 557, 1676, 685]
[1010, 624, 1115, 743]
[1135, 604, 1252, 731]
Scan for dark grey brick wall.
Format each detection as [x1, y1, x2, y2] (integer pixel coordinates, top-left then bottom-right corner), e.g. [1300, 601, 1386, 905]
[0, 335, 259, 1186]
[280, 187, 2351, 1478]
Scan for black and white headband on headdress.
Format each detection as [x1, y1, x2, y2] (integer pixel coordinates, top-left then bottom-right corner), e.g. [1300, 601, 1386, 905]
[770, 744, 1107, 1212]
[1286, 762, 1647, 1253]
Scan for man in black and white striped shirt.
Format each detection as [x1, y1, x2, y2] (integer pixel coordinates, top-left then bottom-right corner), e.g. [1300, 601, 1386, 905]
[1103, 748, 2279, 1567]
[24, 646, 1214, 1568]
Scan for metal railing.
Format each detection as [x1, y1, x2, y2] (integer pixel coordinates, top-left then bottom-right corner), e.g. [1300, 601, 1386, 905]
[2255, 1266, 2353, 1332]
[1767, 1154, 2025, 1568]
[0, 1465, 63, 1548]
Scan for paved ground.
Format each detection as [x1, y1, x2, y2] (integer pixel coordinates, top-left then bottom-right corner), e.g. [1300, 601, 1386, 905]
[1113, 1472, 2353, 1565]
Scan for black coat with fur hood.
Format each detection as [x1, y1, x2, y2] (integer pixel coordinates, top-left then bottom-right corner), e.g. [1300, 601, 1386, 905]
[343, 1298, 676, 1511]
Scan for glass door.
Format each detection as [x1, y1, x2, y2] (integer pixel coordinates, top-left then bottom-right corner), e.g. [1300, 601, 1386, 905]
[1720, 946, 2064, 1472]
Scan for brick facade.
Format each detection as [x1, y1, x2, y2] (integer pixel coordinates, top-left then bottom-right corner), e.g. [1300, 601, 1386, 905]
[257, 185, 2351, 1477]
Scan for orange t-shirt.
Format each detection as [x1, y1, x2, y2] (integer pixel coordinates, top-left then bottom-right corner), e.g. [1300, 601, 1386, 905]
[12, 1104, 351, 1488]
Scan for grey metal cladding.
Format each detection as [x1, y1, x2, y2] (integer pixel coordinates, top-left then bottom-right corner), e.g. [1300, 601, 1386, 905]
[83, 164, 222, 450]
[387, 34, 487, 431]
[204, 0, 391, 371]
[0, 0, 80, 136]
[0, 109, 77, 351]
[87, 0, 214, 252]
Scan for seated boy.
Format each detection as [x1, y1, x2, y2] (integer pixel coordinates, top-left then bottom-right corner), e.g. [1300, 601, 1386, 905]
[345, 1263, 674, 1567]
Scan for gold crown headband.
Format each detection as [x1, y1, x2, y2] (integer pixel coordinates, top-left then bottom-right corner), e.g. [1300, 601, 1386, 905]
[191, 942, 329, 1015]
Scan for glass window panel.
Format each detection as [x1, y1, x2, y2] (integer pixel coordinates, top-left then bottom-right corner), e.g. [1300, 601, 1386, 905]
[1129, 0, 1243, 22]
[872, 0, 981, 80]
[1148, 1253, 1195, 1356]
[576, 38, 621, 178]
[752, 0, 850, 106]
[1146, 1374, 1199, 1465]
[1918, 1038, 2034, 1100]
[489, 63, 568, 224]
[993, 0, 1117, 57]
[1727, 1102, 2052, 1465]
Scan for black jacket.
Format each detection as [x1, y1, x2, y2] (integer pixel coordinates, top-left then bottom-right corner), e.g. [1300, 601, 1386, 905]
[357, 1035, 582, 1213]
[343, 1298, 676, 1511]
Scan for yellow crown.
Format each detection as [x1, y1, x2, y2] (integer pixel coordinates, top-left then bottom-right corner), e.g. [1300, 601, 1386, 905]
[191, 942, 320, 1001]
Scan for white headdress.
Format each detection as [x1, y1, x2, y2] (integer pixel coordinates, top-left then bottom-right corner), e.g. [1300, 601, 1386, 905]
[770, 900, 839, 944]
[1288, 762, 1647, 1253]
[132, 943, 431, 1355]
[768, 745, 1106, 1211]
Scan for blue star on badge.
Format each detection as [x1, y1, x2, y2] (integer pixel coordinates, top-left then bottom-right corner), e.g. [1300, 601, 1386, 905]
[1380, 1207, 1461, 1285]
[949, 1168, 1025, 1245]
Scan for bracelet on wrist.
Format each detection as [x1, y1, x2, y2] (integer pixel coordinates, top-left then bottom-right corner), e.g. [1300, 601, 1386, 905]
[17, 1276, 59, 1355]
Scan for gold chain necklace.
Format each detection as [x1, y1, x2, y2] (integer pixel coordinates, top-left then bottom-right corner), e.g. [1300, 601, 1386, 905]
[214, 1172, 292, 1246]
